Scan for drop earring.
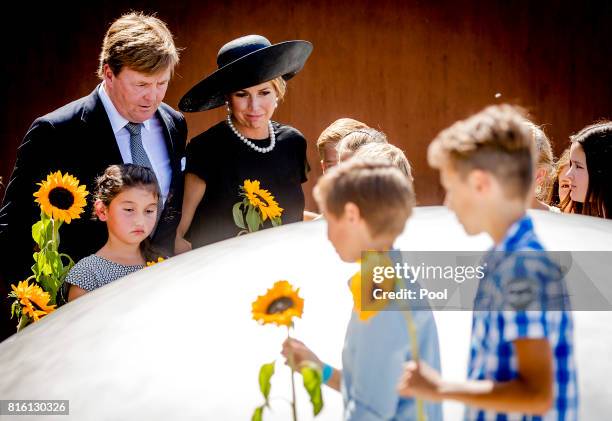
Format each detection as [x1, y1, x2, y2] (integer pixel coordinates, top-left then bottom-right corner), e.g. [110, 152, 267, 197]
[225, 101, 231, 115]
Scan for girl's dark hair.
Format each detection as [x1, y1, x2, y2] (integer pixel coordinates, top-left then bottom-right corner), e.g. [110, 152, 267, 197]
[93, 164, 162, 261]
[563, 121, 612, 218]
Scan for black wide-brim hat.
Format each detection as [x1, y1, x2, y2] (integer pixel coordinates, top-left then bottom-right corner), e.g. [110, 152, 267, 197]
[179, 35, 313, 112]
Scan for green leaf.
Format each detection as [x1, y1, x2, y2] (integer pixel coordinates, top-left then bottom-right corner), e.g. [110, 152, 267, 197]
[301, 365, 324, 415]
[251, 406, 264, 421]
[11, 300, 20, 319]
[38, 274, 60, 305]
[38, 252, 53, 276]
[32, 253, 41, 277]
[59, 253, 75, 278]
[232, 202, 246, 229]
[47, 250, 62, 274]
[32, 216, 53, 248]
[246, 205, 261, 232]
[258, 361, 275, 400]
[271, 217, 282, 227]
[31, 220, 45, 248]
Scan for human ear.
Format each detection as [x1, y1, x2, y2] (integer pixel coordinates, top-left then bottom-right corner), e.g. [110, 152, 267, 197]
[343, 202, 361, 223]
[94, 200, 108, 221]
[535, 167, 547, 185]
[469, 170, 491, 194]
[102, 64, 115, 84]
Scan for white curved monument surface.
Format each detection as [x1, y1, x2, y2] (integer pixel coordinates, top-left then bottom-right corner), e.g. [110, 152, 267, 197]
[0, 207, 610, 420]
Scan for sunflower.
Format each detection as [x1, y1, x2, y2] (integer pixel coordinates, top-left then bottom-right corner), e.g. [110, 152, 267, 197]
[146, 257, 165, 267]
[34, 171, 88, 223]
[10, 280, 56, 322]
[252, 280, 304, 327]
[350, 252, 396, 322]
[243, 179, 283, 221]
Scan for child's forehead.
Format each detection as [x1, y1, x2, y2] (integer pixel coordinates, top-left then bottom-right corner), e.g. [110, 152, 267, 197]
[569, 142, 585, 158]
[114, 186, 157, 202]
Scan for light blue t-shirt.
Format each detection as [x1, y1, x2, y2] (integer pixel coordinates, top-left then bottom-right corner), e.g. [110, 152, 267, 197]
[341, 252, 443, 421]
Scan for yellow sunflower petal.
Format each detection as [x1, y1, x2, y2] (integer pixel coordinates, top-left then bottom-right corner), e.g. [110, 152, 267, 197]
[242, 179, 284, 222]
[252, 280, 304, 326]
[12, 280, 56, 321]
[349, 253, 396, 322]
[146, 257, 165, 267]
[34, 171, 89, 223]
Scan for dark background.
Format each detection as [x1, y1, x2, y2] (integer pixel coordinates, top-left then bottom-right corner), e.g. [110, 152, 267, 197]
[1, 0, 611, 210]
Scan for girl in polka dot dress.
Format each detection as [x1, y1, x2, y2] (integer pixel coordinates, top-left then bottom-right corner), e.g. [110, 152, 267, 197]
[66, 164, 161, 301]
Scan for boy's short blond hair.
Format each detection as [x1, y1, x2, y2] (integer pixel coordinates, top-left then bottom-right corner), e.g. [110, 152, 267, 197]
[352, 142, 414, 182]
[428, 104, 534, 199]
[316, 118, 369, 159]
[98, 12, 180, 78]
[337, 128, 388, 161]
[314, 159, 415, 238]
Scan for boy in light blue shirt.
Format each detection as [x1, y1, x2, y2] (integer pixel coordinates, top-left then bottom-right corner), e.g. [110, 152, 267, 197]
[283, 159, 442, 420]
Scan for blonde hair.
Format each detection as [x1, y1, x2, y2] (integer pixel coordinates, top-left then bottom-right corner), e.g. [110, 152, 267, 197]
[526, 121, 554, 201]
[316, 118, 369, 159]
[428, 104, 534, 199]
[98, 12, 180, 78]
[314, 159, 415, 238]
[546, 147, 571, 207]
[337, 128, 388, 161]
[269, 77, 287, 102]
[352, 142, 414, 182]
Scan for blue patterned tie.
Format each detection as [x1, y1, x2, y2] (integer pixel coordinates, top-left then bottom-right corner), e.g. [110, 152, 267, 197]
[125, 122, 154, 170]
[125, 122, 163, 226]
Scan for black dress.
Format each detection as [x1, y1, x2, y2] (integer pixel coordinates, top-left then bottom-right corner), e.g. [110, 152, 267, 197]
[185, 120, 309, 247]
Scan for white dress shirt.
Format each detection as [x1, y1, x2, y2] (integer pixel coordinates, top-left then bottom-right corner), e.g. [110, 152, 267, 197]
[98, 83, 171, 205]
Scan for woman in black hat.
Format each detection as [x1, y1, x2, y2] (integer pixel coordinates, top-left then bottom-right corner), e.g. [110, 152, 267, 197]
[175, 35, 313, 252]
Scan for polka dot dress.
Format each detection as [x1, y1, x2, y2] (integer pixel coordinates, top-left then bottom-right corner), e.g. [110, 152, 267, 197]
[65, 255, 144, 292]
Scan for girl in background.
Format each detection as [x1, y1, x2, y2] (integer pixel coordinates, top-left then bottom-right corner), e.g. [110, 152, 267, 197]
[564, 121, 612, 218]
[526, 122, 557, 211]
[66, 164, 161, 301]
[546, 148, 571, 212]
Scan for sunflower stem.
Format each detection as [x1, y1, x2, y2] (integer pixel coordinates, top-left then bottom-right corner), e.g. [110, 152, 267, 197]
[287, 326, 298, 421]
[16, 315, 30, 332]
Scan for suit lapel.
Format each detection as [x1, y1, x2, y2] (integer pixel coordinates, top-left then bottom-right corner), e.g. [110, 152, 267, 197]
[156, 106, 178, 163]
[80, 86, 123, 165]
[156, 106, 182, 183]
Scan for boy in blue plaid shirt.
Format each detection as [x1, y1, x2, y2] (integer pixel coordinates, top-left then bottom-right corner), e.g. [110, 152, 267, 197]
[398, 105, 578, 420]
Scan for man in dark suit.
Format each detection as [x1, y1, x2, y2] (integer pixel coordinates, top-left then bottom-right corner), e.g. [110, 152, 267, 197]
[0, 12, 187, 340]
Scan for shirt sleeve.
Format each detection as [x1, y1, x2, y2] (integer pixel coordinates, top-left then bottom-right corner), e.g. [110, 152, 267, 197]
[495, 255, 561, 342]
[64, 260, 99, 292]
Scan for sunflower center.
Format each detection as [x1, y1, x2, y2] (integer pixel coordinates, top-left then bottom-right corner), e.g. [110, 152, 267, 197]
[266, 297, 294, 314]
[48, 187, 75, 210]
[254, 192, 269, 205]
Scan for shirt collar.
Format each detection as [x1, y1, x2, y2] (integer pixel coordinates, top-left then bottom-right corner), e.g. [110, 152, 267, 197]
[494, 213, 533, 252]
[98, 83, 152, 134]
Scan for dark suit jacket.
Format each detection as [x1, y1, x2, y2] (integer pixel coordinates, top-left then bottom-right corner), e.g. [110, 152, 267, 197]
[0, 86, 187, 338]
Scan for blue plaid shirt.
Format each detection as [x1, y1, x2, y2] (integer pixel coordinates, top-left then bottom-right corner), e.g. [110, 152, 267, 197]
[466, 214, 578, 421]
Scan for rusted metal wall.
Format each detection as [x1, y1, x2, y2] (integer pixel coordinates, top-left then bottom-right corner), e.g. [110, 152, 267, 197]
[2, 0, 611, 209]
